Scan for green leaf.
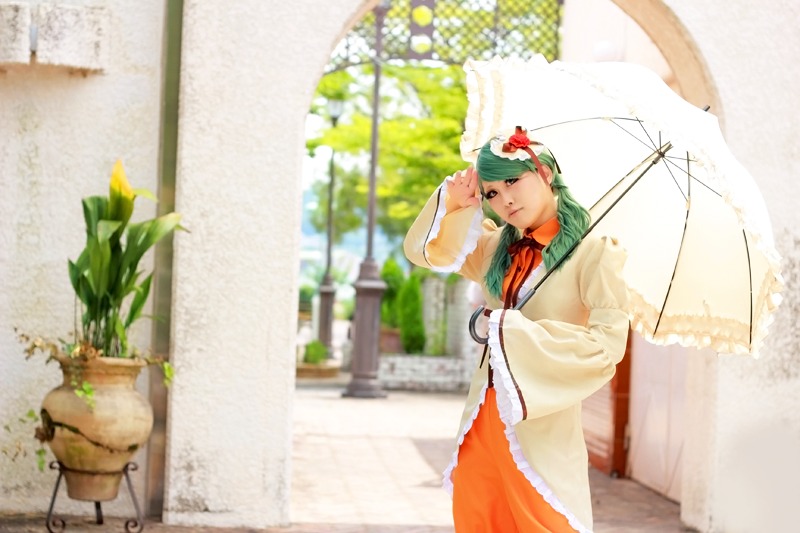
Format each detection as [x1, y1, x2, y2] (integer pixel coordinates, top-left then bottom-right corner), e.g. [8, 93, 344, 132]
[114, 315, 128, 357]
[141, 213, 183, 251]
[162, 361, 174, 387]
[119, 222, 148, 278]
[25, 409, 38, 422]
[81, 196, 108, 238]
[86, 236, 111, 298]
[97, 220, 122, 243]
[132, 188, 158, 201]
[36, 448, 46, 472]
[74, 381, 96, 410]
[124, 273, 152, 328]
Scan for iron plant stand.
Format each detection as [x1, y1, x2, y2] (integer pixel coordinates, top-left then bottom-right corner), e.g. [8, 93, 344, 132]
[46, 461, 144, 533]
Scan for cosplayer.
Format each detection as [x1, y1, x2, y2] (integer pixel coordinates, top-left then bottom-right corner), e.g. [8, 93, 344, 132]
[403, 127, 630, 532]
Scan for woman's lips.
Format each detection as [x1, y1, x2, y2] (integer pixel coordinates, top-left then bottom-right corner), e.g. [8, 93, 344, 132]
[509, 208, 522, 217]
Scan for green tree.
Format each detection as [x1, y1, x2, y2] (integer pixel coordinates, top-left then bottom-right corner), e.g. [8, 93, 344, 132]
[397, 272, 426, 354]
[380, 256, 406, 328]
[306, 1, 560, 243]
[307, 63, 467, 244]
[307, 165, 367, 244]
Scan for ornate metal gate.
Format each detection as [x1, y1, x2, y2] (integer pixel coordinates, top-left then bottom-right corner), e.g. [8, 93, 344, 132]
[327, 0, 562, 72]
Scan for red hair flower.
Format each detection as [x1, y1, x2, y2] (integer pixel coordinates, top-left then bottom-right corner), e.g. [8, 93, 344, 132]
[498, 126, 545, 176]
[504, 126, 531, 152]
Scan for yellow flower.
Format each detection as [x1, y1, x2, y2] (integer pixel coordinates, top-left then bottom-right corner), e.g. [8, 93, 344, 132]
[108, 160, 134, 224]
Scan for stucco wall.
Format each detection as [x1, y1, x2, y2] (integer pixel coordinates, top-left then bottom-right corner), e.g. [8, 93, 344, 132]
[0, 0, 165, 515]
[637, 1, 800, 531]
[162, 0, 372, 527]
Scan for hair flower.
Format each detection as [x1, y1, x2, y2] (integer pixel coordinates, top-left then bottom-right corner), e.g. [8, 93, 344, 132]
[489, 126, 547, 175]
[504, 126, 531, 152]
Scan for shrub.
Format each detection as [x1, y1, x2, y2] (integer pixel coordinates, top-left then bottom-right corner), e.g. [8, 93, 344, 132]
[397, 273, 426, 354]
[299, 285, 316, 304]
[380, 257, 406, 328]
[298, 285, 315, 315]
[303, 340, 328, 364]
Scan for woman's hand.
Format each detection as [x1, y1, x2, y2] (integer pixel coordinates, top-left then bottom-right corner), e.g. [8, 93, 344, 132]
[446, 166, 481, 211]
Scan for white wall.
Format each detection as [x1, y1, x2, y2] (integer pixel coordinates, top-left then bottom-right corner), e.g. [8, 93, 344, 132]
[568, 0, 800, 531]
[0, 0, 165, 515]
[665, 3, 800, 531]
[162, 0, 372, 527]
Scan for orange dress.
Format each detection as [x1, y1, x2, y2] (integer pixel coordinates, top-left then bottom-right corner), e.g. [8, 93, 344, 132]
[451, 218, 577, 532]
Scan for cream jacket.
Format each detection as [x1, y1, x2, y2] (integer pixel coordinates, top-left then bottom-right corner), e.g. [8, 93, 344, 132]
[403, 179, 630, 532]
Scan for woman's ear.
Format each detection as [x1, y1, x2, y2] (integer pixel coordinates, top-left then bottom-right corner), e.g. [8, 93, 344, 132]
[541, 165, 554, 185]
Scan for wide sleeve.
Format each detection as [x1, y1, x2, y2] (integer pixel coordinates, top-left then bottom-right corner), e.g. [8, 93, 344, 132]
[403, 176, 489, 283]
[487, 236, 630, 425]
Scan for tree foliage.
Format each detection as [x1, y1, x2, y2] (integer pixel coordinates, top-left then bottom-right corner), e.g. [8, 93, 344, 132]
[397, 273, 426, 354]
[306, 63, 467, 245]
[380, 256, 406, 328]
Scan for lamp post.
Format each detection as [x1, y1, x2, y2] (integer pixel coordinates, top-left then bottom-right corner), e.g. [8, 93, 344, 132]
[318, 99, 343, 358]
[343, 0, 390, 398]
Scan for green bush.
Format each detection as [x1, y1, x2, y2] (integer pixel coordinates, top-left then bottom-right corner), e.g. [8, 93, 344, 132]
[298, 285, 315, 315]
[299, 285, 316, 304]
[303, 340, 328, 364]
[397, 273, 426, 354]
[380, 257, 406, 328]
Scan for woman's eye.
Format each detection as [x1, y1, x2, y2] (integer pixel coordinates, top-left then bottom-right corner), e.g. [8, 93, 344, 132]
[485, 190, 497, 199]
[505, 178, 518, 186]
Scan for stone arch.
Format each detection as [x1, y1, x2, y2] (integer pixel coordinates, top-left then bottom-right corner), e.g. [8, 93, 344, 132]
[161, 0, 727, 527]
[611, 0, 721, 119]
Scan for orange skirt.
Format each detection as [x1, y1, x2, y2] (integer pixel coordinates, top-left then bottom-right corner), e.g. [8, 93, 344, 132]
[451, 387, 577, 532]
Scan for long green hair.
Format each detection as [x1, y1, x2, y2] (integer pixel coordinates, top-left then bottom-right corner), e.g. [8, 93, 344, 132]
[476, 142, 590, 300]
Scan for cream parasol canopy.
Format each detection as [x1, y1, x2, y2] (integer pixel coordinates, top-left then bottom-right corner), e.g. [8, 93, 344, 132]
[463, 56, 782, 356]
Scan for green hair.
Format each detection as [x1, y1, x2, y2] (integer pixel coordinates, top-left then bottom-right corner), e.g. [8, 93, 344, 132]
[476, 142, 591, 300]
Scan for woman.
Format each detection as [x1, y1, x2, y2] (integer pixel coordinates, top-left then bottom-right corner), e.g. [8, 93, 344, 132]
[403, 127, 630, 532]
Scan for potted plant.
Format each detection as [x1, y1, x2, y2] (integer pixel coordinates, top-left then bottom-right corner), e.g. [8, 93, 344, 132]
[20, 160, 182, 502]
[295, 339, 339, 378]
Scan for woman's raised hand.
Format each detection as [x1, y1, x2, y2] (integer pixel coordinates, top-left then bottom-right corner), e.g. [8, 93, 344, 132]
[446, 166, 481, 210]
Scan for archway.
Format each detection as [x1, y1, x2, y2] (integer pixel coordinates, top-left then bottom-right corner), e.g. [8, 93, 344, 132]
[158, 0, 720, 527]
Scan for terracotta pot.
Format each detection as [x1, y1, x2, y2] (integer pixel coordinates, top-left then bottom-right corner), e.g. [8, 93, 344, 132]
[379, 327, 402, 353]
[39, 355, 154, 502]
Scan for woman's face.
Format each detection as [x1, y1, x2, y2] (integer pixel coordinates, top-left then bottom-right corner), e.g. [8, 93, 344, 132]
[481, 167, 557, 231]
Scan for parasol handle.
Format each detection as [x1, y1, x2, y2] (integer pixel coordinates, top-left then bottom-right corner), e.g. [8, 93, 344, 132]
[469, 305, 489, 344]
[468, 281, 541, 344]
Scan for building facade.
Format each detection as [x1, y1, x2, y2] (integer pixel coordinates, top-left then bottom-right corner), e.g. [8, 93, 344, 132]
[1, 0, 798, 531]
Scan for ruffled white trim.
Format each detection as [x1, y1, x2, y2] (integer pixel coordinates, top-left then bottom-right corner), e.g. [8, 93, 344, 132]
[488, 132, 554, 161]
[487, 311, 524, 425]
[486, 309, 590, 533]
[442, 383, 488, 495]
[627, 282, 782, 358]
[515, 263, 545, 308]
[424, 177, 484, 273]
[460, 56, 550, 164]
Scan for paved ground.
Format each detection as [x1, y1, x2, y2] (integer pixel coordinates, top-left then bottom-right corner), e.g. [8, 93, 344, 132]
[0, 374, 689, 532]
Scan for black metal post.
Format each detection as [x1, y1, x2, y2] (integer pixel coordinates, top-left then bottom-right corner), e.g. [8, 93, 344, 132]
[343, 0, 390, 398]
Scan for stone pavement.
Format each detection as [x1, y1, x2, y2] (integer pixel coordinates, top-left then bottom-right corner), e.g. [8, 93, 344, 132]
[0, 374, 689, 532]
